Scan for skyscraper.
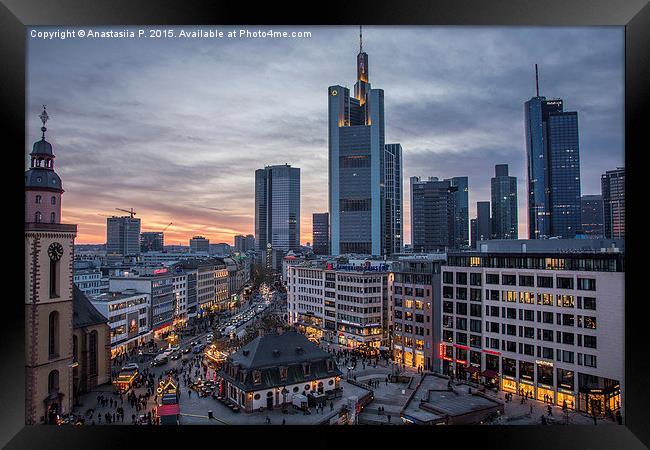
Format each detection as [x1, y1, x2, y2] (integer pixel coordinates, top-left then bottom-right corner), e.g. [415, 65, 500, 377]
[476, 201, 492, 242]
[329, 27, 399, 256]
[446, 176, 469, 248]
[312, 212, 330, 255]
[106, 216, 141, 256]
[140, 231, 164, 252]
[581, 195, 605, 238]
[601, 168, 625, 239]
[384, 143, 403, 255]
[491, 164, 518, 240]
[470, 218, 478, 249]
[189, 235, 209, 253]
[525, 65, 581, 239]
[410, 176, 457, 252]
[234, 234, 255, 253]
[255, 164, 301, 268]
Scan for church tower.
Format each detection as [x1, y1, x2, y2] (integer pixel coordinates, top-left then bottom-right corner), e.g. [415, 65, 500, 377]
[25, 106, 76, 424]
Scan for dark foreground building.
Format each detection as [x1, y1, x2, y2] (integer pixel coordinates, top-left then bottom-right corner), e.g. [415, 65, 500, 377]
[219, 330, 342, 412]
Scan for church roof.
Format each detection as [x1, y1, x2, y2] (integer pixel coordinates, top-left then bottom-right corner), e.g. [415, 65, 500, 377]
[73, 284, 108, 328]
[25, 168, 63, 192]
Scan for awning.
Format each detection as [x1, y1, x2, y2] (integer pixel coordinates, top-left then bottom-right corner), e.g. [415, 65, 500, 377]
[465, 366, 480, 374]
[481, 369, 499, 379]
[157, 404, 180, 416]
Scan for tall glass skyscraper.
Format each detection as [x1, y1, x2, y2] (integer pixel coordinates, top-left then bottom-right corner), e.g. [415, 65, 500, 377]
[601, 168, 625, 239]
[581, 194, 604, 238]
[312, 212, 330, 255]
[254, 164, 301, 267]
[446, 176, 469, 248]
[525, 68, 581, 239]
[476, 201, 491, 242]
[410, 176, 457, 252]
[329, 28, 401, 256]
[491, 164, 518, 240]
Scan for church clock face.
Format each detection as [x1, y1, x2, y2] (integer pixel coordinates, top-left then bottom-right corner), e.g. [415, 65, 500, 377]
[47, 242, 64, 261]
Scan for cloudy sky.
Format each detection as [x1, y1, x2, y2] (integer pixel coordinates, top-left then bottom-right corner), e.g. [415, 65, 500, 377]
[26, 26, 624, 245]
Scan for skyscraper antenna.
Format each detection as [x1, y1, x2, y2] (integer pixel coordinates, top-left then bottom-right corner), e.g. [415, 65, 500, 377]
[360, 25, 363, 53]
[535, 64, 539, 97]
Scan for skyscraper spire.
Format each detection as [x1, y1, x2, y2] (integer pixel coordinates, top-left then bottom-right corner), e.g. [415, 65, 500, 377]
[360, 25, 363, 53]
[535, 64, 539, 97]
[39, 104, 49, 140]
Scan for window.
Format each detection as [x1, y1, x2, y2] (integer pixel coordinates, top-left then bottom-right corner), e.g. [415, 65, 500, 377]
[470, 273, 482, 286]
[469, 334, 481, 348]
[50, 212, 56, 223]
[456, 287, 467, 300]
[542, 347, 554, 359]
[502, 274, 516, 286]
[584, 316, 597, 330]
[455, 317, 467, 331]
[279, 366, 288, 380]
[542, 312, 553, 324]
[48, 311, 59, 357]
[523, 327, 534, 339]
[470, 319, 482, 333]
[443, 330, 453, 343]
[51, 196, 57, 205]
[562, 314, 575, 327]
[557, 277, 574, 290]
[456, 272, 467, 285]
[486, 274, 499, 285]
[456, 303, 467, 316]
[253, 371, 262, 384]
[443, 272, 453, 284]
[583, 297, 596, 310]
[562, 332, 575, 345]
[35, 195, 42, 204]
[470, 288, 482, 301]
[537, 276, 553, 288]
[523, 310, 534, 322]
[456, 332, 467, 345]
[542, 329, 554, 342]
[48, 370, 59, 395]
[469, 304, 482, 318]
[443, 301, 454, 314]
[519, 275, 534, 287]
[583, 354, 597, 368]
[443, 286, 453, 299]
[577, 278, 596, 291]
[35, 211, 42, 223]
[583, 335, 597, 349]
[506, 308, 516, 319]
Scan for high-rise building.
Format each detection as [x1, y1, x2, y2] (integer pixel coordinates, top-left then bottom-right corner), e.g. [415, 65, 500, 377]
[476, 201, 492, 242]
[491, 164, 518, 240]
[601, 168, 625, 239]
[384, 144, 404, 255]
[581, 195, 605, 239]
[106, 216, 141, 256]
[312, 212, 330, 255]
[410, 176, 457, 252]
[446, 177, 469, 248]
[470, 218, 478, 249]
[525, 66, 581, 239]
[140, 231, 164, 252]
[234, 234, 255, 253]
[254, 164, 301, 269]
[189, 235, 209, 253]
[330, 28, 400, 256]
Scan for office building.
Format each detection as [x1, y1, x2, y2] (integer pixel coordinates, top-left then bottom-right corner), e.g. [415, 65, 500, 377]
[286, 258, 391, 349]
[384, 144, 404, 255]
[189, 236, 210, 253]
[470, 219, 478, 249]
[581, 195, 605, 239]
[525, 67, 581, 239]
[441, 239, 624, 417]
[389, 255, 445, 371]
[73, 262, 102, 297]
[601, 168, 625, 239]
[210, 243, 232, 256]
[447, 176, 469, 249]
[255, 164, 301, 270]
[107, 216, 141, 256]
[491, 165, 518, 240]
[330, 29, 404, 257]
[410, 176, 457, 252]
[312, 212, 330, 255]
[141, 231, 164, 252]
[234, 234, 255, 253]
[477, 201, 492, 243]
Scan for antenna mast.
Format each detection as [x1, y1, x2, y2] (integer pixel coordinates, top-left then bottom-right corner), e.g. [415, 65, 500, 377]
[535, 64, 539, 97]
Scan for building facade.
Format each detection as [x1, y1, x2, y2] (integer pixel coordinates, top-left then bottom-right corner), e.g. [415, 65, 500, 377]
[491, 164, 518, 240]
[234, 234, 255, 253]
[476, 201, 492, 243]
[441, 239, 624, 417]
[447, 177, 469, 249]
[189, 236, 210, 253]
[581, 195, 605, 239]
[312, 212, 330, 255]
[410, 176, 457, 252]
[73, 262, 102, 297]
[106, 216, 141, 257]
[389, 256, 444, 371]
[255, 164, 301, 270]
[287, 259, 390, 349]
[601, 168, 625, 239]
[384, 144, 404, 255]
[140, 231, 164, 253]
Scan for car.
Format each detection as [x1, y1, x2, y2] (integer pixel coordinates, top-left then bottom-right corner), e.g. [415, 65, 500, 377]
[151, 355, 169, 367]
[169, 345, 180, 352]
[122, 363, 139, 371]
[170, 352, 181, 360]
[181, 347, 191, 354]
[192, 344, 205, 354]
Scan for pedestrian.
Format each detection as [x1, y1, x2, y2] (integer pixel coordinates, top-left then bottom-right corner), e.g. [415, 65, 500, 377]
[529, 404, 533, 415]
[547, 405, 552, 416]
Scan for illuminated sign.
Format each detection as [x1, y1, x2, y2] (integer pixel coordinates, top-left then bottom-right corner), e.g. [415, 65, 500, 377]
[331, 90, 338, 96]
[337, 263, 389, 272]
[153, 268, 168, 275]
[535, 360, 554, 367]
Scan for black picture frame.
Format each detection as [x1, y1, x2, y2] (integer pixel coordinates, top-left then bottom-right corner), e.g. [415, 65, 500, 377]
[1, 0, 647, 448]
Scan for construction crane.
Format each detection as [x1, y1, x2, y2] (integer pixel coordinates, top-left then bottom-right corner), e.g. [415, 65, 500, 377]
[162, 222, 173, 232]
[115, 207, 136, 218]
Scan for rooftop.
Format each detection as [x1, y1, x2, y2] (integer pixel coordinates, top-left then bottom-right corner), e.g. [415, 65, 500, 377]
[73, 285, 108, 328]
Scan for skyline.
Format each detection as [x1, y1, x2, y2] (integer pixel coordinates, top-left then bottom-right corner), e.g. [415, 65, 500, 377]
[26, 26, 624, 245]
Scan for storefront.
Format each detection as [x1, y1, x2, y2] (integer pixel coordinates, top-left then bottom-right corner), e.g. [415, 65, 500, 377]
[501, 376, 517, 394]
[519, 380, 535, 398]
[556, 389, 576, 410]
[536, 384, 555, 403]
[481, 369, 499, 388]
[466, 365, 480, 383]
